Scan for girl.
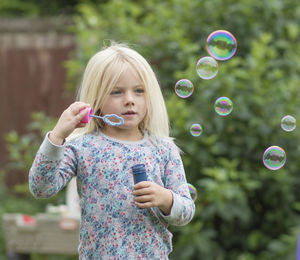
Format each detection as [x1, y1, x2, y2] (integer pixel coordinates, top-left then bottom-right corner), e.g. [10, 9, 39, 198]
[29, 42, 195, 259]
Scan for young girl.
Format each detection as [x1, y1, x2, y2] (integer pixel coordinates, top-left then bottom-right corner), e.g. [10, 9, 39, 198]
[29, 42, 195, 259]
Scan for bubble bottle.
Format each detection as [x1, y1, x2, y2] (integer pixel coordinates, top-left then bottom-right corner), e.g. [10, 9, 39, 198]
[131, 164, 148, 184]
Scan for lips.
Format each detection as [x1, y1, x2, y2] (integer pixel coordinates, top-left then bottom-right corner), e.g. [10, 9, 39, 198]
[122, 110, 136, 115]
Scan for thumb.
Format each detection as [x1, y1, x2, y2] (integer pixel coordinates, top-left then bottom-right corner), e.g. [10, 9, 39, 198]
[78, 106, 92, 124]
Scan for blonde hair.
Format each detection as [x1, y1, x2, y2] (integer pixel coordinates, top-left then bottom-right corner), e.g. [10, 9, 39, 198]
[70, 42, 170, 140]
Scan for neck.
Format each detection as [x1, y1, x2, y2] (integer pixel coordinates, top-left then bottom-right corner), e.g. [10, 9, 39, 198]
[102, 127, 144, 141]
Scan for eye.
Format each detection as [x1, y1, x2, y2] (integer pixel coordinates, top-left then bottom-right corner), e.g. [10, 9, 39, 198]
[135, 88, 144, 94]
[110, 90, 121, 95]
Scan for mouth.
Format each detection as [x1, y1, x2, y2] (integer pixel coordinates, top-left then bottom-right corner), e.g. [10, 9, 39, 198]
[122, 111, 136, 116]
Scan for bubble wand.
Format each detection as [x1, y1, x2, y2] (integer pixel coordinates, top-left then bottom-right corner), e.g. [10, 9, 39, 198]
[80, 108, 124, 126]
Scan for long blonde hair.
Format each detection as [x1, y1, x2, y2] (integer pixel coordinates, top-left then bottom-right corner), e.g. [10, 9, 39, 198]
[70, 42, 170, 140]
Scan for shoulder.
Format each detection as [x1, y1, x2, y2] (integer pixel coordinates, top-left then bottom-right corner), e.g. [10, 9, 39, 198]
[66, 132, 100, 148]
[148, 133, 181, 154]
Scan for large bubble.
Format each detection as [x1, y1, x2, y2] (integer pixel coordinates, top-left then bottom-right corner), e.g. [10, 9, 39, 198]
[281, 115, 296, 132]
[214, 97, 233, 116]
[174, 79, 194, 98]
[206, 30, 237, 61]
[196, 56, 218, 80]
[263, 146, 286, 170]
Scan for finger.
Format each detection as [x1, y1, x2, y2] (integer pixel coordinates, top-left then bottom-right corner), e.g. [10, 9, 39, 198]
[76, 122, 88, 128]
[72, 101, 89, 108]
[134, 195, 153, 203]
[132, 187, 152, 196]
[70, 102, 90, 115]
[80, 106, 90, 116]
[133, 181, 151, 190]
[135, 202, 153, 209]
[74, 107, 90, 122]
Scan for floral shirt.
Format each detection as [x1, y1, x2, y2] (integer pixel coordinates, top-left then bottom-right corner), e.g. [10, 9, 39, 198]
[29, 131, 195, 260]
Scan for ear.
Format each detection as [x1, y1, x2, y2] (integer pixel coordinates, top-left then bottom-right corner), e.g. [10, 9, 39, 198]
[95, 108, 102, 116]
[92, 108, 104, 129]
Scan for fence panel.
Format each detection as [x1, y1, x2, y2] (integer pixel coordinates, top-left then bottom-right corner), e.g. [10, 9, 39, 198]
[0, 18, 75, 187]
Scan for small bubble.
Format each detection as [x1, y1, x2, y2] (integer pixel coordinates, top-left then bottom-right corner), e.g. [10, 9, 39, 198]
[190, 123, 203, 137]
[263, 146, 286, 170]
[174, 79, 194, 98]
[214, 97, 233, 116]
[281, 115, 296, 132]
[187, 183, 198, 202]
[196, 56, 218, 80]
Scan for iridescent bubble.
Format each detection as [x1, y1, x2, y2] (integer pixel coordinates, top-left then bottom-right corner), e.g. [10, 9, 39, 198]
[190, 123, 202, 137]
[206, 30, 237, 61]
[187, 183, 198, 202]
[281, 115, 296, 132]
[263, 146, 286, 170]
[214, 97, 233, 116]
[174, 79, 194, 98]
[196, 56, 219, 80]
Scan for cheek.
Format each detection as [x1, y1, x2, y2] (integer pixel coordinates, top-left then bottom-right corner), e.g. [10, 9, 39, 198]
[140, 100, 147, 116]
[104, 99, 118, 111]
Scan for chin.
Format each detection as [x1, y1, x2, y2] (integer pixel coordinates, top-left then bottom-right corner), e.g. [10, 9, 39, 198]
[120, 124, 139, 130]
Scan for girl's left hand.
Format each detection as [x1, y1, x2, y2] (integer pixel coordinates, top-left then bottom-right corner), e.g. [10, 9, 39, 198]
[133, 181, 173, 215]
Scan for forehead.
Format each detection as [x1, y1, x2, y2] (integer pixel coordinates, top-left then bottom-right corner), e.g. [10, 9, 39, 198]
[114, 64, 143, 87]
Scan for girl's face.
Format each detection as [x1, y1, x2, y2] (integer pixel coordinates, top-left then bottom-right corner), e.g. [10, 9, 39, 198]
[101, 65, 147, 139]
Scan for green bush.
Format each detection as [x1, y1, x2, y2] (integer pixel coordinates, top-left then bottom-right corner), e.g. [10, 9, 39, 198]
[0, 112, 70, 259]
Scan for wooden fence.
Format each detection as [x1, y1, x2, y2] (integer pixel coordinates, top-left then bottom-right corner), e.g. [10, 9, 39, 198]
[0, 18, 75, 186]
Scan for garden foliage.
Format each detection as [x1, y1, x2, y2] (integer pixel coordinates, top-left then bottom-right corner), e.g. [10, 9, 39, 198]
[2, 0, 300, 259]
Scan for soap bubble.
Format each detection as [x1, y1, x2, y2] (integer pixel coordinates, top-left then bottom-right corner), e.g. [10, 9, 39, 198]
[263, 146, 286, 170]
[214, 97, 233, 116]
[179, 183, 198, 202]
[174, 79, 194, 98]
[281, 115, 296, 132]
[190, 123, 203, 137]
[187, 183, 198, 201]
[206, 30, 237, 61]
[196, 56, 219, 80]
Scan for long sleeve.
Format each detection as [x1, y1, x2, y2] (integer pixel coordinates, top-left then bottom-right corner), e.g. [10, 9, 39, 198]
[29, 133, 77, 198]
[156, 140, 195, 226]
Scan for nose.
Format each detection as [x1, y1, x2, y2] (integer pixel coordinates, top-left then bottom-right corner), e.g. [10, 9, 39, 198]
[124, 91, 135, 106]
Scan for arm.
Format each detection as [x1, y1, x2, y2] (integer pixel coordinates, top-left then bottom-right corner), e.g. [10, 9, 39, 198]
[29, 102, 90, 198]
[159, 140, 195, 225]
[133, 140, 195, 226]
[29, 133, 77, 198]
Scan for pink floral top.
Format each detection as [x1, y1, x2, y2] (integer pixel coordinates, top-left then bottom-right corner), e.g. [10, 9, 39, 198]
[29, 131, 195, 260]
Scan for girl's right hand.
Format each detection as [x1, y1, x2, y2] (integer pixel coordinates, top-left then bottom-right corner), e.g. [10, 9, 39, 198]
[49, 102, 90, 145]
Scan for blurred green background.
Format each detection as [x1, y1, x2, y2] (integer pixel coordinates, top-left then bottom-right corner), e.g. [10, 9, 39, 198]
[1, 0, 300, 259]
